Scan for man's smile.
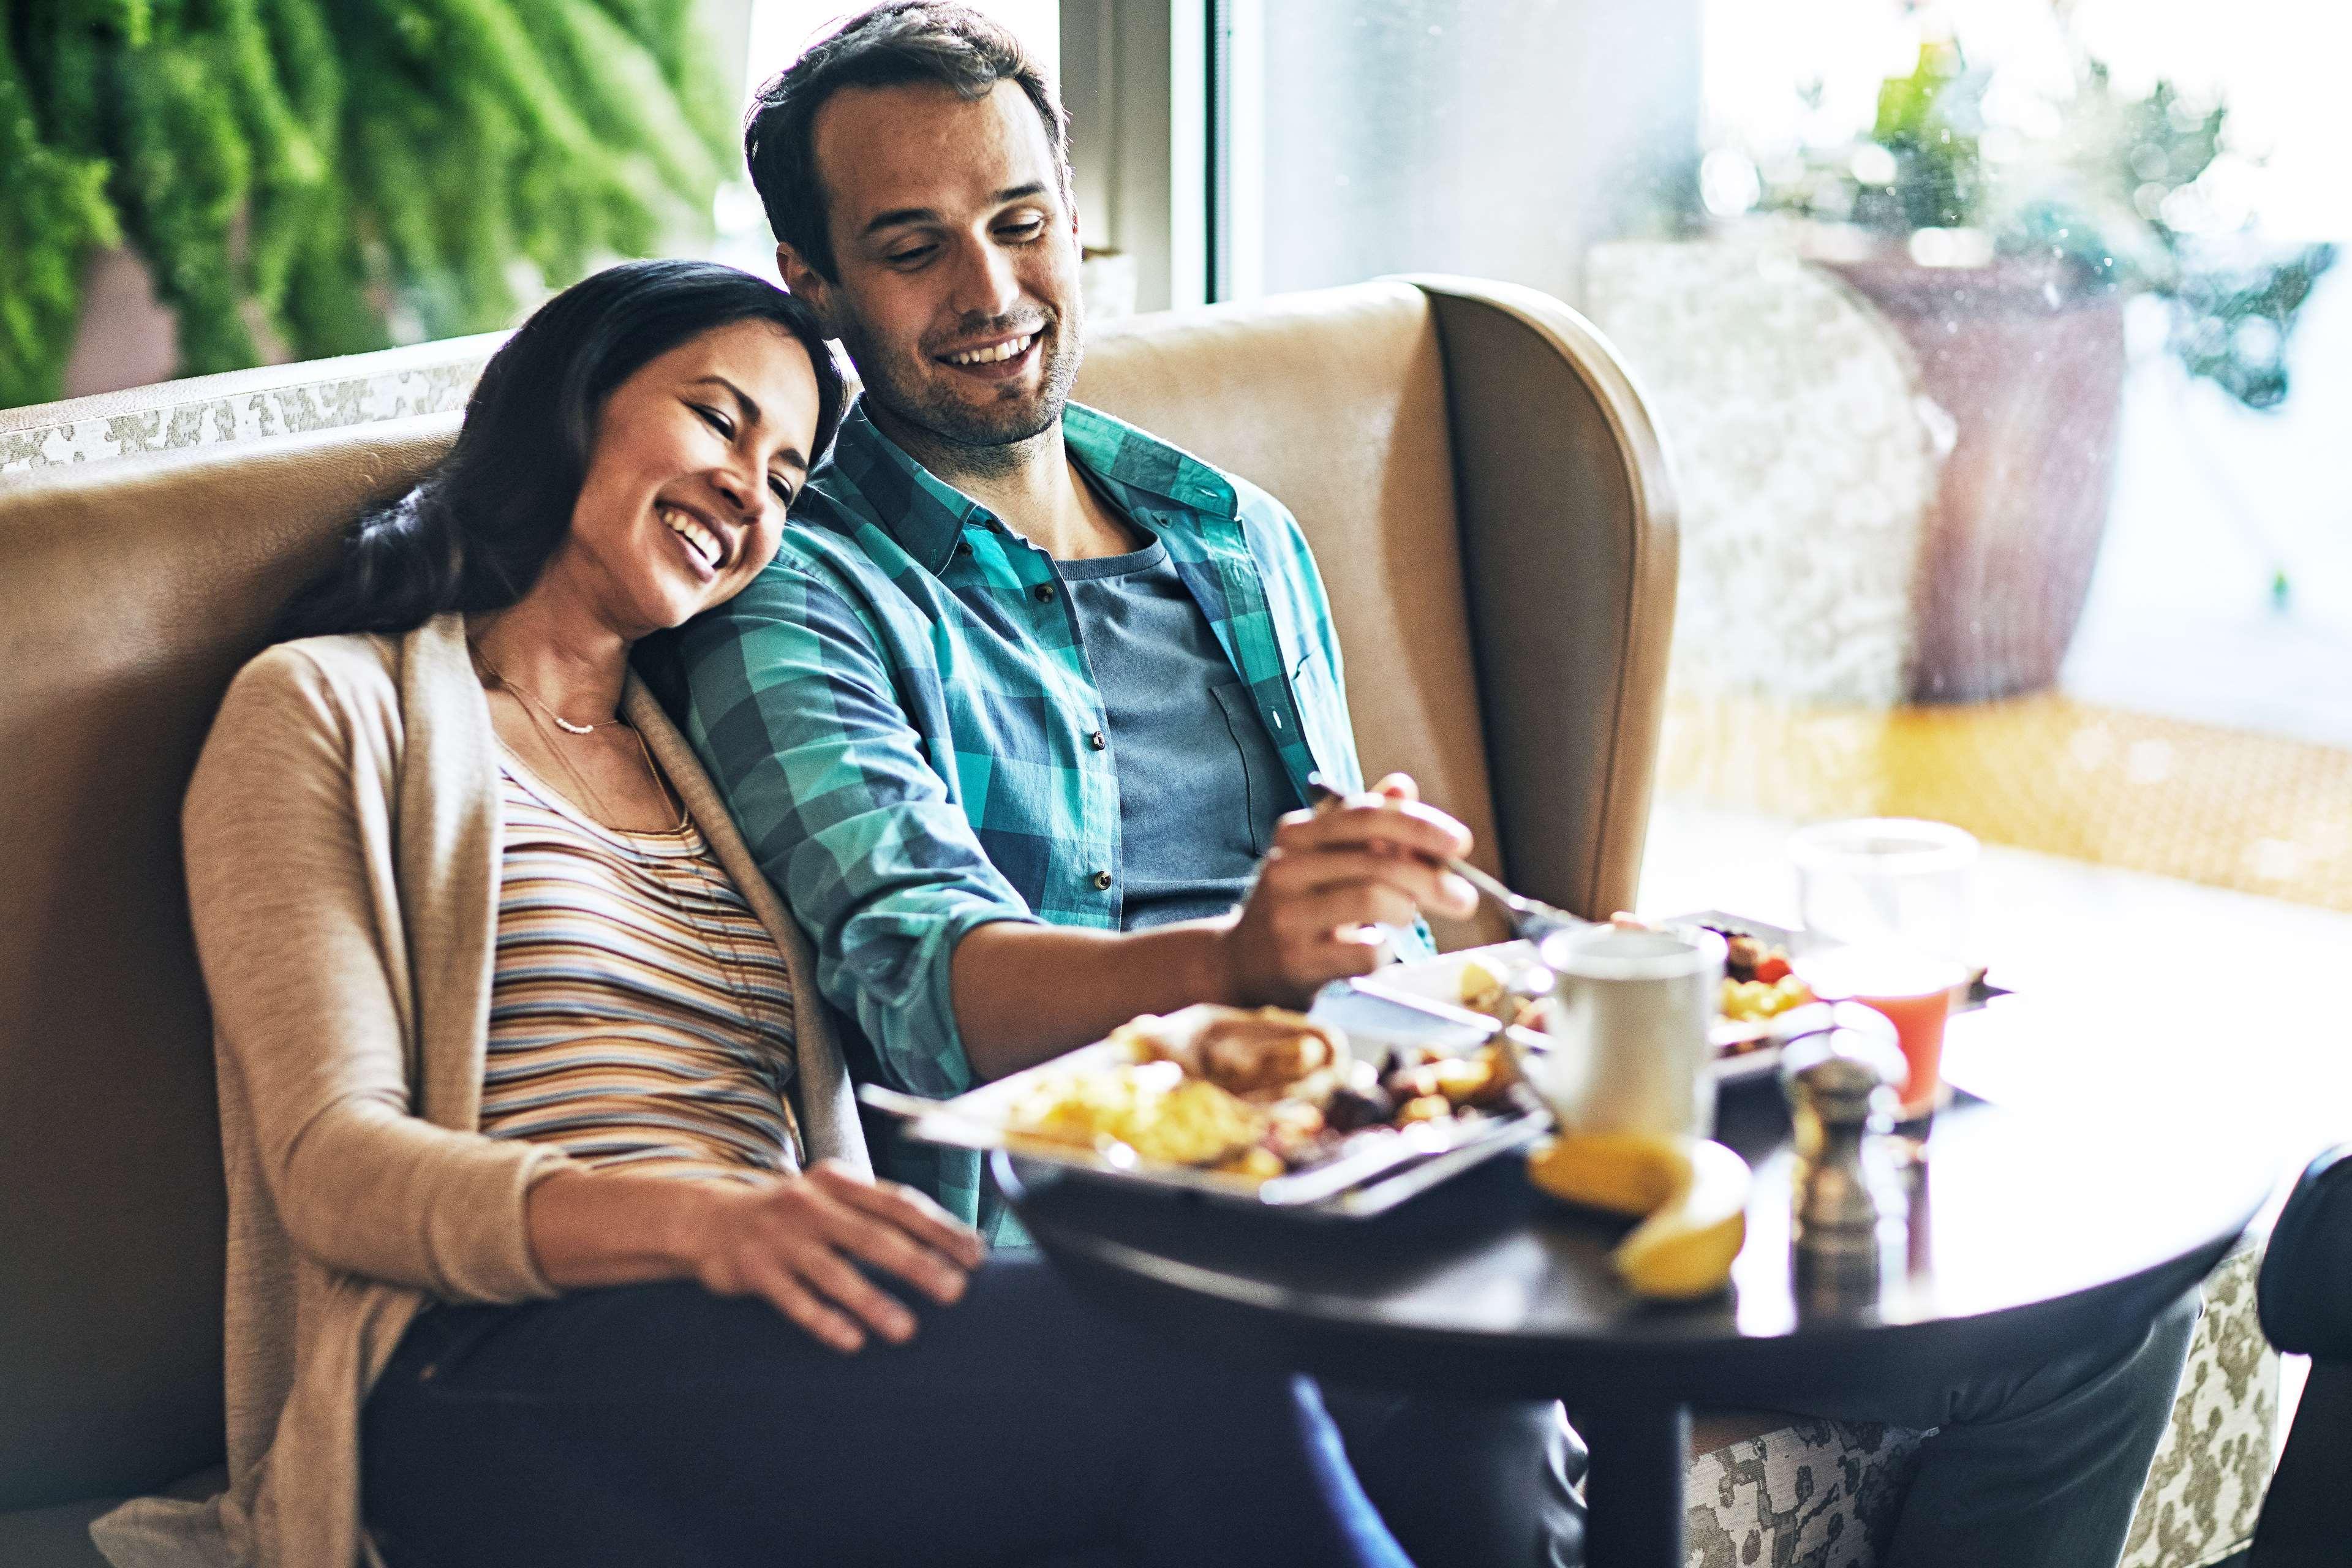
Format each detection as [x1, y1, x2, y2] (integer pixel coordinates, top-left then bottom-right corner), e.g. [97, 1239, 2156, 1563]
[934, 328, 1044, 382]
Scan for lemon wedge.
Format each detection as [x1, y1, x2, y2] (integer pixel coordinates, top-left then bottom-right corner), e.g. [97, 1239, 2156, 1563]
[1528, 1131, 1751, 1300]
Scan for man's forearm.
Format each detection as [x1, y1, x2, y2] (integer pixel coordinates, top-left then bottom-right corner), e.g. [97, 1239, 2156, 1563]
[949, 917, 1239, 1080]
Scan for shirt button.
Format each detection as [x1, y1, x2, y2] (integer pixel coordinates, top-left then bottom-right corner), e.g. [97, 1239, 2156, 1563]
[1033, 582, 1056, 603]
[1088, 729, 1107, 750]
[1268, 709, 1284, 731]
[1092, 870, 1113, 891]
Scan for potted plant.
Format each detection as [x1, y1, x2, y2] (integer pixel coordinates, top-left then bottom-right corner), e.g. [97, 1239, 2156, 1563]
[0, 0, 736, 410]
[1716, 33, 2334, 701]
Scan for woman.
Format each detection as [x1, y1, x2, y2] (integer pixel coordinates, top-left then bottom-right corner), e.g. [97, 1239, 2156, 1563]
[94, 260, 1411, 1568]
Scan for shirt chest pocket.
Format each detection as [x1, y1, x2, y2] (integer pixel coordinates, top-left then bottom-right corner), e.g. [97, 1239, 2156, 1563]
[1208, 680, 1282, 857]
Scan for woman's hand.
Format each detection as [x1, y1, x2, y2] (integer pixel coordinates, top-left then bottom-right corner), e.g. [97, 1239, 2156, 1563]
[683, 1161, 986, 1353]
[526, 1160, 985, 1354]
[1218, 772, 1478, 1008]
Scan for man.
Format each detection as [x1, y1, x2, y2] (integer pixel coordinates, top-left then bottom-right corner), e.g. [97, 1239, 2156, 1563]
[660, 7, 2193, 1566]
[657, 10, 1574, 1564]
[682, 3, 1480, 1231]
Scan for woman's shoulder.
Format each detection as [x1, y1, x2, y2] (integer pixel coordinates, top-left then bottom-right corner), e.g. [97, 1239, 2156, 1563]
[223, 630, 405, 712]
[186, 635, 409, 841]
[200, 632, 420, 774]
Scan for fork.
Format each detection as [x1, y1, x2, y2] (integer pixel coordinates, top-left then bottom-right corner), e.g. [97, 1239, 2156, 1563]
[1303, 774, 1588, 942]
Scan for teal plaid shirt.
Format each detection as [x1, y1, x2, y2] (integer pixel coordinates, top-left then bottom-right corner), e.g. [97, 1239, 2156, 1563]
[658, 398, 1412, 1225]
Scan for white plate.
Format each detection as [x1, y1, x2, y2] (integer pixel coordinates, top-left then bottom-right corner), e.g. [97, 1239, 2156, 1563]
[1355, 940, 1801, 1085]
[866, 1003, 1547, 1213]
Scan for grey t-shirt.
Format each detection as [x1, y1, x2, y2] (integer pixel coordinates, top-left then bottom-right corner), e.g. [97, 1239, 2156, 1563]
[1058, 535, 1294, 929]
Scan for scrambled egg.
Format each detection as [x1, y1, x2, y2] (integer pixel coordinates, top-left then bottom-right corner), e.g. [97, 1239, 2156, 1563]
[1008, 1059, 1266, 1167]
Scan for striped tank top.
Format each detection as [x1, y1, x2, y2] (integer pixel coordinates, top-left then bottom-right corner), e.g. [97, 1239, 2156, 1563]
[480, 751, 801, 1183]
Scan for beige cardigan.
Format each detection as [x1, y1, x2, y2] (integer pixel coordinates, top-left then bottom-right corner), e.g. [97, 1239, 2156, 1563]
[92, 614, 870, 1568]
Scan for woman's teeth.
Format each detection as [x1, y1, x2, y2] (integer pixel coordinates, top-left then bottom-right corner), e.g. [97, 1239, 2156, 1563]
[948, 333, 1037, 366]
[658, 504, 720, 568]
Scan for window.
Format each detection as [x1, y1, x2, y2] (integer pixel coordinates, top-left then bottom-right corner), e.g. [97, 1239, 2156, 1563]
[1187, 0, 2352, 1027]
[1215, 0, 1699, 308]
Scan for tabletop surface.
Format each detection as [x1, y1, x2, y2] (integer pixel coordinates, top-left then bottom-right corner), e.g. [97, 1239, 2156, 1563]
[1003, 1007, 2275, 1403]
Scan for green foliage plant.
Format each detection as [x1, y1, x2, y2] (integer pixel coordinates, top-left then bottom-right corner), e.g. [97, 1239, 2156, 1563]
[1749, 37, 2336, 412]
[0, 0, 736, 409]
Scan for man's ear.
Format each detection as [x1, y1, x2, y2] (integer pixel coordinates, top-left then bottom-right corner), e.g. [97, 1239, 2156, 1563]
[776, 242, 837, 333]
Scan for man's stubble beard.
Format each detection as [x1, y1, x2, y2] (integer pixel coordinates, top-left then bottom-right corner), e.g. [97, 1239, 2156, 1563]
[842, 298, 1086, 484]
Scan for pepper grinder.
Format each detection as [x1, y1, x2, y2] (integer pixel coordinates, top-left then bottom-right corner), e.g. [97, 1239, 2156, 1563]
[1781, 1003, 1909, 1289]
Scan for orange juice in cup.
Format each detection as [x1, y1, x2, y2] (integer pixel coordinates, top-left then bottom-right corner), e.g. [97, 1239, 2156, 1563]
[1792, 945, 1967, 1121]
[1789, 818, 1978, 1120]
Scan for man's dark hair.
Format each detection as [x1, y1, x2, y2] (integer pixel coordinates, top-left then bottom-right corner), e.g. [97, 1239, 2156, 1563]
[274, 260, 845, 642]
[744, 2, 1071, 282]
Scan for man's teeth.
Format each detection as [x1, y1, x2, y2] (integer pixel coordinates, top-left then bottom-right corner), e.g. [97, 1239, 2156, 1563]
[948, 333, 1037, 366]
[658, 505, 720, 568]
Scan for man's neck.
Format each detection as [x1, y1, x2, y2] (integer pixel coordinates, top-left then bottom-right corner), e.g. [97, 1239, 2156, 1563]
[870, 403, 1140, 561]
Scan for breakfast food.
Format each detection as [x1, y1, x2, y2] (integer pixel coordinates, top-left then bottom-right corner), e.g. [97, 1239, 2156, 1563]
[1113, 1006, 1342, 1098]
[1007, 1060, 1267, 1167]
[1708, 929, 1815, 1026]
[1003, 1004, 1524, 1185]
[1719, 973, 1812, 1024]
[1384, 1049, 1516, 1111]
[1458, 957, 1551, 1032]
[1526, 1131, 1752, 1300]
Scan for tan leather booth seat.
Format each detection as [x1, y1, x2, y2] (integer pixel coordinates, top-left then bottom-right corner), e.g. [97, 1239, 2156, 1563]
[0, 277, 1675, 1561]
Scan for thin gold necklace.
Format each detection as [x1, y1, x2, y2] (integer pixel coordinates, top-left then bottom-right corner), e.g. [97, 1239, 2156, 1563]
[472, 643, 689, 834]
[469, 646, 620, 735]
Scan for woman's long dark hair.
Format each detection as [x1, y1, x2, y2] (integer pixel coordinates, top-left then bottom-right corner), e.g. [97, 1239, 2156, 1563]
[275, 259, 845, 642]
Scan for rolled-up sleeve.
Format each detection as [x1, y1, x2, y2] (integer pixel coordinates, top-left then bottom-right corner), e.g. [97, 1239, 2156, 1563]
[673, 565, 1041, 1098]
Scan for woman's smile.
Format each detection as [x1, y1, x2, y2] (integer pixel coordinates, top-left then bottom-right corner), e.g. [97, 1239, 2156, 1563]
[655, 498, 729, 578]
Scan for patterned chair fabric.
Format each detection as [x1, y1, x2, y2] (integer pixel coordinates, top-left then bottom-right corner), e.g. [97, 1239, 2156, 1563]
[1683, 1240, 2273, 1568]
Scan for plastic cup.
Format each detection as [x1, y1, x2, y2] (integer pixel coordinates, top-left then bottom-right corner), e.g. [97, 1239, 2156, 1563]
[1791, 944, 1967, 1120]
[1790, 818, 1977, 962]
[1789, 818, 1978, 1121]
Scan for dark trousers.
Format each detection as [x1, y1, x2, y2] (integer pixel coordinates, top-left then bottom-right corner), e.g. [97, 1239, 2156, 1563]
[1319, 1386, 1583, 1568]
[362, 1259, 1412, 1568]
[1793, 1288, 2199, 1568]
[365, 1265, 2192, 1568]
[1328, 1279, 2194, 1568]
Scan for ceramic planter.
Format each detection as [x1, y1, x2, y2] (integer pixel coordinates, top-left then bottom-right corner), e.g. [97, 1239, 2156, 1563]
[1820, 249, 2127, 703]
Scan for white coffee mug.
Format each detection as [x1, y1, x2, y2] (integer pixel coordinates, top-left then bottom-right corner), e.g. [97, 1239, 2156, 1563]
[1526, 924, 1726, 1139]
